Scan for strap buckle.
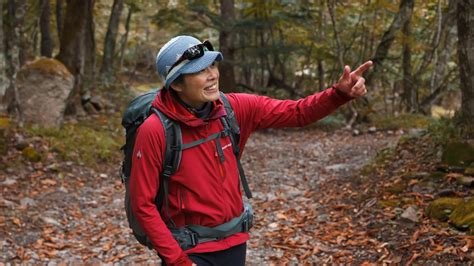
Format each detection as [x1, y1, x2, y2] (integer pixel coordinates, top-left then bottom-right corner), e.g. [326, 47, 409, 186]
[188, 231, 199, 247]
[171, 228, 199, 250]
[162, 165, 174, 178]
[242, 210, 253, 232]
[242, 218, 250, 232]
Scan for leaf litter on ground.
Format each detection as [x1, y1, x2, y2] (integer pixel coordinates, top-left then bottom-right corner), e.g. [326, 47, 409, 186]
[1, 125, 472, 264]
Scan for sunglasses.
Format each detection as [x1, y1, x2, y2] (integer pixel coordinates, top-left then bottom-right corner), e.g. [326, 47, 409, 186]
[168, 40, 214, 74]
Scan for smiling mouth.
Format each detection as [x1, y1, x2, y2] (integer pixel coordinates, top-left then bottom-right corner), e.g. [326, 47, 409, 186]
[204, 83, 218, 92]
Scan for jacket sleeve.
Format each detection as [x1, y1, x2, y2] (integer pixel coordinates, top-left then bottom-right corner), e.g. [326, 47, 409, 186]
[129, 117, 193, 266]
[227, 86, 353, 140]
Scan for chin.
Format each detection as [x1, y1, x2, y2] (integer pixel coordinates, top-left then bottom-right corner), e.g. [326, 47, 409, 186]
[206, 91, 220, 102]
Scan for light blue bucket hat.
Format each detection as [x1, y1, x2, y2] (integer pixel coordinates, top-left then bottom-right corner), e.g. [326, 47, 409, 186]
[156, 36, 223, 89]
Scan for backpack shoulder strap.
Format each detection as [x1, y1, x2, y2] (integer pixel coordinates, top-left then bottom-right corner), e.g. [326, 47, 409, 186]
[220, 92, 240, 150]
[219, 92, 252, 199]
[151, 107, 182, 228]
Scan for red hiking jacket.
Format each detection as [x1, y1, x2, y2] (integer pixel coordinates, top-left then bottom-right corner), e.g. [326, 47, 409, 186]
[129, 87, 352, 265]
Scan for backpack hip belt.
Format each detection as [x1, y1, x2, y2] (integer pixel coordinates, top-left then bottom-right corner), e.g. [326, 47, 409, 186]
[171, 202, 254, 251]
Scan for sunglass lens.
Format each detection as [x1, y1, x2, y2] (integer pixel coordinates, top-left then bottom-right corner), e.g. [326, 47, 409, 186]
[203, 41, 214, 52]
[186, 46, 202, 59]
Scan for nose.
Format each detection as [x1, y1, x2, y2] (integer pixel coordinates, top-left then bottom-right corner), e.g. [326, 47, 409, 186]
[205, 65, 218, 80]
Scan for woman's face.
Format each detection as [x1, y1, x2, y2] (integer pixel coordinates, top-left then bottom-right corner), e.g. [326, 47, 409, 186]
[171, 63, 220, 108]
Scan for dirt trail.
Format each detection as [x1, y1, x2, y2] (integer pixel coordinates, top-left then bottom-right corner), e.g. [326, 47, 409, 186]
[244, 128, 397, 264]
[0, 128, 397, 264]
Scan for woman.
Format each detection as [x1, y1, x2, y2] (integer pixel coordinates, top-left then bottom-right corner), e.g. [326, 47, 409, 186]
[130, 35, 372, 265]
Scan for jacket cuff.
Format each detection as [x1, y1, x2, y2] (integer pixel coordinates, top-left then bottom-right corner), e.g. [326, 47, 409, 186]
[166, 251, 193, 266]
[331, 84, 354, 101]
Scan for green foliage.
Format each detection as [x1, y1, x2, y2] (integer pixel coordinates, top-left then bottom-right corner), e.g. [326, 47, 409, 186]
[315, 113, 346, 130]
[360, 146, 396, 176]
[26, 115, 122, 168]
[372, 114, 433, 130]
[427, 117, 461, 146]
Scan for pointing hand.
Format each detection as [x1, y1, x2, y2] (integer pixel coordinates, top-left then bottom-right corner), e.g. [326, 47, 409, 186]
[335, 61, 373, 98]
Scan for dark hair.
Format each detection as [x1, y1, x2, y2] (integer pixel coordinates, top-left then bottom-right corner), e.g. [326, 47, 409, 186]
[169, 74, 185, 91]
[173, 74, 185, 85]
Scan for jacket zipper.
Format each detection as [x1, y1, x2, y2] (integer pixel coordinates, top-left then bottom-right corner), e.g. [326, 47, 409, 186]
[179, 187, 186, 211]
[215, 141, 226, 179]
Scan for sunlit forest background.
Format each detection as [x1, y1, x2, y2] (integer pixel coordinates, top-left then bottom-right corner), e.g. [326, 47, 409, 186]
[0, 0, 469, 117]
[1, 0, 473, 264]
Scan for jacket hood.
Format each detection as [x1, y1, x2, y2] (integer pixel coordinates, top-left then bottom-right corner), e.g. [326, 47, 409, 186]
[151, 89, 226, 127]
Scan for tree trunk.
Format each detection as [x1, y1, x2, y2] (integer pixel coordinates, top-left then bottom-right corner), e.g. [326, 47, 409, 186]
[56, 0, 64, 41]
[457, 0, 474, 129]
[0, 0, 8, 112]
[419, 68, 458, 113]
[57, 0, 96, 116]
[100, 0, 124, 77]
[119, 4, 133, 69]
[40, 0, 53, 57]
[401, 0, 416, 112]
[3, 0, 26, 118]
[326, 0, 344, 70]
[84, 1, 96, 83]
[218, 0, 237, 92]
[317, 0, 325, 91]
[366, 0, 415, 86]
[415, 0, 458, 78]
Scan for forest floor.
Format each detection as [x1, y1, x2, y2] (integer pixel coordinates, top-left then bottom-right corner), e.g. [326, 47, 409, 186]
[1, 116, 473, 264]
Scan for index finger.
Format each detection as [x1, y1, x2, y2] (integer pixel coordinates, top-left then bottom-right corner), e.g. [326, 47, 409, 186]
[352, 60, 373, 76]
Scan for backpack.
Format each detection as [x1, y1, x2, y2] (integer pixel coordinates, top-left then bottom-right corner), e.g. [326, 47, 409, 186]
[120, 89, 252, 249]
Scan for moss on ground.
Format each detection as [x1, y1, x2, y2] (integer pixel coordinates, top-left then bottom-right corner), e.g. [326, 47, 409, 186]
[372, 114, 433, 130]
[466, 163, 474, 176]
[385, 182, 407, 195]
[360, 147, 396, 177]
[426, 197, 464, 222]
[441, 141, 474, 167]
[378, 199, 401, 208]
[26, 114, 122, 167]
[421, 172, 446, 183]
[22, 146, 42, 162]
[20, 58, 72, 79]
[0, 117, 10, 156]
[449, 198, 474, 233]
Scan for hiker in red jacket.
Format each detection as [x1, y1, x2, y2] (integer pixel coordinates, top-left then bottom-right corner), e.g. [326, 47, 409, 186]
[130, 35, 372, 266]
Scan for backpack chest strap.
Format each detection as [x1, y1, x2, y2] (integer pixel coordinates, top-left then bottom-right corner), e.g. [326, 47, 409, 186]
[181, 129, 230, 164]
[181, 130, 229, 150]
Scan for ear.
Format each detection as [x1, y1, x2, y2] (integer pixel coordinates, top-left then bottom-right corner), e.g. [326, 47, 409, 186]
[170, 82, 184, 92]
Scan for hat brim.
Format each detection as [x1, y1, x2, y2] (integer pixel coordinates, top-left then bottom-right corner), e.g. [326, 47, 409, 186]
[165, 51, 223, 89]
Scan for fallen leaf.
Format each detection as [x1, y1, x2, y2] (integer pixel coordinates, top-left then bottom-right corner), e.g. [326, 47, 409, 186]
[411, 229, 421, 243]
[12, 217, 21, 227]
[102, 241, 113, 251]
[41, 179, 57, 186]
[276, 213, 287, 220]
[406, 252, 420, 265]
